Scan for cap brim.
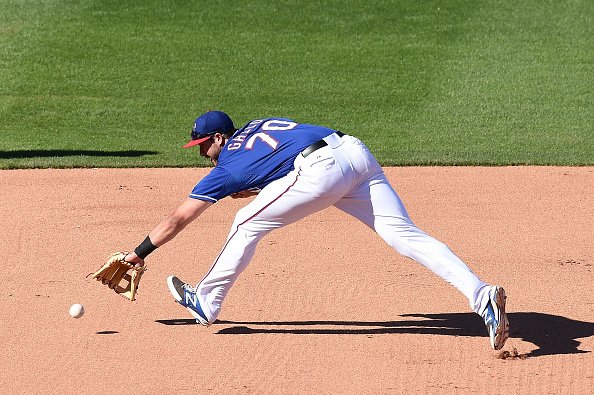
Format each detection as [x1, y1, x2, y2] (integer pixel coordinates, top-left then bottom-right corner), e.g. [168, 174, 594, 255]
[182, 135, 212, 148]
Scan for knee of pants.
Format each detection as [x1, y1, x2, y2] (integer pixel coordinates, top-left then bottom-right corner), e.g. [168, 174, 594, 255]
[389, 239, 416, 259]
[228, 213, 277, 241]
[229, 206, 258, 233]
[375, 221, 428, 258]
[232, 205, 254, 227]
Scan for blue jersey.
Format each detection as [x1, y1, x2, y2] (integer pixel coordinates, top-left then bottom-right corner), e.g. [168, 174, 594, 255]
[189, 118, 338, 203]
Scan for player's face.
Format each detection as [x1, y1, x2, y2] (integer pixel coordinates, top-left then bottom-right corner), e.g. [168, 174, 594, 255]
[199, 134, 225, 166]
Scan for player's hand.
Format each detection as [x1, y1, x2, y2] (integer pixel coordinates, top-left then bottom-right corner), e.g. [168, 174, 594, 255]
[231, 190, 259, 199]
[89, 252, 147, 301]
[123, 251, 145, 267]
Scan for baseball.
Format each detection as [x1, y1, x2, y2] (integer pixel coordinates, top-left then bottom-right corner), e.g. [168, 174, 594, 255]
[69, 303, 85, 318]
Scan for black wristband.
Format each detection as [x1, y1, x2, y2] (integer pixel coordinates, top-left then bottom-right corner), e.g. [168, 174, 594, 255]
[134, 236, 158, 259]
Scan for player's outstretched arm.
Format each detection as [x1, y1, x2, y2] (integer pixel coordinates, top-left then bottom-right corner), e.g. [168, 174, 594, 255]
[150, 197, 212, 245]
[125, 198, 212, 263]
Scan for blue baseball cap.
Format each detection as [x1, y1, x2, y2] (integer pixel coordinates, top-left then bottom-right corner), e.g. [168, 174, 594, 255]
[183, 110, 236, 148]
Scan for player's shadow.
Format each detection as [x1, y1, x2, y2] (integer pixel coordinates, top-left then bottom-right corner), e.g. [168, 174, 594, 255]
[156, 312, 594, 358]
[0, 149, 158, 159]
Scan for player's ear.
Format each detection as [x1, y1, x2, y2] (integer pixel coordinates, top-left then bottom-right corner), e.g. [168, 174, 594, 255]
[216, 132, 229, 146]
[213, 133, 224, 145]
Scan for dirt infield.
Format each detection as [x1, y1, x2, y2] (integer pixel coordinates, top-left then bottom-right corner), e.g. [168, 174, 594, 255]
[1, 167, 593, 394]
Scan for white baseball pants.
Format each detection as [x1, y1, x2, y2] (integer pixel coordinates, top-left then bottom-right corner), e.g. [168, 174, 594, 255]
[196, 133, 490, 323]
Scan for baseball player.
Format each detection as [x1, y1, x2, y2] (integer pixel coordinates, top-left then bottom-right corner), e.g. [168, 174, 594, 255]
[123, 110, 509, 350]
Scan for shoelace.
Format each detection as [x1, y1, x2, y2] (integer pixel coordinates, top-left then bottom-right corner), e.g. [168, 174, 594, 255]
[182, 283, 196, 293]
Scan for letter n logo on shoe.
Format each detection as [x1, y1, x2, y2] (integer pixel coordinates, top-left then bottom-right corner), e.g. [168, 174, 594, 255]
[185, 292, 198, 308]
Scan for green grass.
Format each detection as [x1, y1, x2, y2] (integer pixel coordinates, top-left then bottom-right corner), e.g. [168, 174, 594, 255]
[1, 0, 592, 168]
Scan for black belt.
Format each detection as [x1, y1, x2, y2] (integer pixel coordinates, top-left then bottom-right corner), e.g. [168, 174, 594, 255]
[301, 131, 345, 158]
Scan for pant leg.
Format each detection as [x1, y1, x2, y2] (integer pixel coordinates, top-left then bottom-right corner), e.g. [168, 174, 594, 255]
[196, 146, 352, 322]
[333, 141, 489, 313]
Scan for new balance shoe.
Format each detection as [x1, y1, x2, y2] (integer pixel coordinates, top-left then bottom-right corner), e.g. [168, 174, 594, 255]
[167, 275, 210, 326]
[480, 285, 509, 350]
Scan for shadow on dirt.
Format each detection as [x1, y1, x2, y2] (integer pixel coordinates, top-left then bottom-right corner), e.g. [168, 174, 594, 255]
[156, 312, 594, 357]
[0, 149, 158, 159]
[96, 330, 119, 335]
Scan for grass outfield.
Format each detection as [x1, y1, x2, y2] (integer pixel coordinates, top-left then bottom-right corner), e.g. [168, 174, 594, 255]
[1, 0, 592, 168]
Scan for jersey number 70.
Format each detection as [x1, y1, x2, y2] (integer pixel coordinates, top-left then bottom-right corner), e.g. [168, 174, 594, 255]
[227, 120, 297, 151]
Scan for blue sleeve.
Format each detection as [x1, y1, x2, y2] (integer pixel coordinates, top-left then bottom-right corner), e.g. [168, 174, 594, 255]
[189, 167, 232, 203]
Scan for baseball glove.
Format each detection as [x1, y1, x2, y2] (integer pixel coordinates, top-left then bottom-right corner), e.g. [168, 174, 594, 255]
[89, 252, 146, 301]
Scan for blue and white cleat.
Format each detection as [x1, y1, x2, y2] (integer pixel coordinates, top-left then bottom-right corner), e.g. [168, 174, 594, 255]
[167, 275, 210, 326]
[481, 285, 509, 350]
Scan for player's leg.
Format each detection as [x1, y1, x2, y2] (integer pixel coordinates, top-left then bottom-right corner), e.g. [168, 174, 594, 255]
[332, 141, 489, 313]
[194, 148, 353, 323]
